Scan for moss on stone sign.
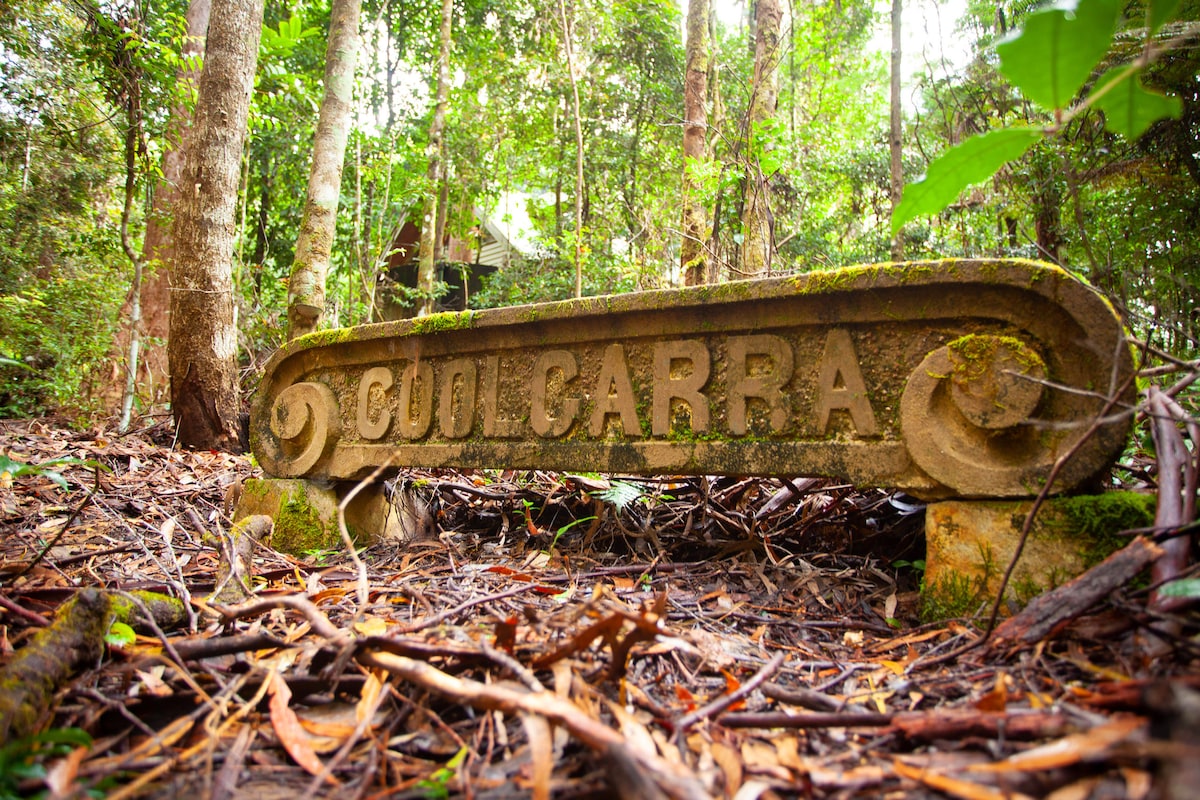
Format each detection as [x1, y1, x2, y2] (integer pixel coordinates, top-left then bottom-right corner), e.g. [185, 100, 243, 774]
[250, 259, 1134, 500]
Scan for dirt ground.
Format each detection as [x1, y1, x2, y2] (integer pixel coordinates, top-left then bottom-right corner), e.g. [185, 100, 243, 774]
[1, 418, 1197, 799]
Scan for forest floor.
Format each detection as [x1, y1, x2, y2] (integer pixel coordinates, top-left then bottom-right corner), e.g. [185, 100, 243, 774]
[0, 418, 1197, 800]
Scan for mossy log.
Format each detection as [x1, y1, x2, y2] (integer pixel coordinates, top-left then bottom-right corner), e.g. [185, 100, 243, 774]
[110, 589, 190, 632]
[0, 588, 110, 741]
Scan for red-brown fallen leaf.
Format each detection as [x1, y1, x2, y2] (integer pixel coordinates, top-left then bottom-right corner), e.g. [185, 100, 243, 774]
[267, 670, 340, 784]
[494, 615, 518, 653]
[721, 669, 747, 711]
[974, 672, 1010, 713]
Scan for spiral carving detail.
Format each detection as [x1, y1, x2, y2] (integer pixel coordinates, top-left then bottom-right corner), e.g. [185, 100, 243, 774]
[901, 336, 1052, 496]
[268, 381, 341, 477]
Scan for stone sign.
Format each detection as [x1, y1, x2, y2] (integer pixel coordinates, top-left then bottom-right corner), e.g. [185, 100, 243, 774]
[250, 259, 1134, 499]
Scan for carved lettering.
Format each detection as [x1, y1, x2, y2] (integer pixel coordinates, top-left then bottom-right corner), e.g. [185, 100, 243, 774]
[481, 356, 522, 437]
[727, 334, 793, 435]
[590, 344, 641, 437]
[439, 358, 477, 439]
[531, 350, 580, 438]
[397, 360, 434, 439]
[356, 366, 394, 440]
[253, 259, 1135, 499]
[814, 329, 878, 436]
[652, 340, 710, 436]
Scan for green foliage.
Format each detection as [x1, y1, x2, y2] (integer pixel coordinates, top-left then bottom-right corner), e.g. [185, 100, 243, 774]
[415, 746, 468, 799]
[995, 0, 1121, 112]
[592, 480, 643, 513]
[1160, 578, 1200, 598]
[1090, 66, 1182, 139]
[105, 621, 136, 647]
[893, 129, 1043, 232]
[0, 278, 124, 418]
[894, 0, 1187, 234]
[920, 571, 986, 623]
[0, 453, 96, 491]
[0, 727, 97, 800]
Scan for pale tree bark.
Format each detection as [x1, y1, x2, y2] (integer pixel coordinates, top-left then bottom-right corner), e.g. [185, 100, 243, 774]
[416, 0, 453, 317]
[558, 0, 585, 298]
[127, 0, 211, 409]
[889, 0, 905, 260]
[681, 0, 710, 286]
[741, 0, 781, 277]
[286, 0, 363, 338]
[169, 0, 263, 451]
[117, 96, 144, 433]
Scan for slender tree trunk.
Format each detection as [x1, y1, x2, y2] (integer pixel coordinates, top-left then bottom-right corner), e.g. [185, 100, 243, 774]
[888, 0, 902, 261]
[741, 0, 781, 277]
[169, 0, 264, 451]
[558, 0, 585, 298]
[118, 108, 145, 433]
[681, 0, 710, 286]
[252, 148, 270, 286]
[287, 0, 363, 339]
[416, 0, 453, 316]
[888, 0, 905, 260]
[117, 0, 210, 411]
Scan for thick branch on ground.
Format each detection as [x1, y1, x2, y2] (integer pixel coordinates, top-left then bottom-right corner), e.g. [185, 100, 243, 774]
[0, 589, 110, 741]
[989, 536, 1163, 649]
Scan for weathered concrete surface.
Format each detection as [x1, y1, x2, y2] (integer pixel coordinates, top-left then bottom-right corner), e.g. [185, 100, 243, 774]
[250, 260, 1135, 500]
[923, 493, 1155, 617]
[235, 477, 416, 554]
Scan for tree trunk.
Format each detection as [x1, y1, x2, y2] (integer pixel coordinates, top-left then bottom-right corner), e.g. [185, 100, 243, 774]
[287, 0, 363, 339]
[168, 0, 264, 451]
[681, 0, 710, 286]
[741, 0, 781, 277]
[115, 0, 210, 412]
[118, 100, 145, 433]
[416, 0, 453, 317]
[558, 0, 585, 298]
[888, 0, 904, 260]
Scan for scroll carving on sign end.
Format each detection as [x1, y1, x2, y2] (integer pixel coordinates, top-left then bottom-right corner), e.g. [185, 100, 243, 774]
[901, 334, 1090, 497]
[263, 381, 341, 478]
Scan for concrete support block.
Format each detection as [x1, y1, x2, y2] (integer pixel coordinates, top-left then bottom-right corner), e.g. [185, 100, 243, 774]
[923, 492, 1155, 620]
[234, 478, 413, 555]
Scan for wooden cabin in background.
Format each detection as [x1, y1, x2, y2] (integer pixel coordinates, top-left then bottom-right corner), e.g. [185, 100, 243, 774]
[378, 209, 524, 320]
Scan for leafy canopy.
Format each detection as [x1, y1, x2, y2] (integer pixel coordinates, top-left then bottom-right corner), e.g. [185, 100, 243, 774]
[893, 0, 1185, 233]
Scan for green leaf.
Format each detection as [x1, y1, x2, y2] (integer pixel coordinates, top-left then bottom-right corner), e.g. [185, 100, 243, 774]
[1091, 67, 1182, 139]
[1148, 0, 1182, 34]
[106, 621, 136, 647]
[0, 355, 31, 370]
[1159, 578, 1200, 598]
[996, 0, 1121, 112]
[594, 480, 642, 512]
[893, 128, 1043, 233]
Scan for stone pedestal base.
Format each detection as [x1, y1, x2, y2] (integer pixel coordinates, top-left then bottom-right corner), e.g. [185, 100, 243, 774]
[923, 493, 1154, 620]
[233, 478, 426, 555]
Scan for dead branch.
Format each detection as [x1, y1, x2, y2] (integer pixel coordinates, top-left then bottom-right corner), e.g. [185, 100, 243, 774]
[357, 648, 711, 800]
[989, 536, 1164, 649]
[0, 588, 110, 741]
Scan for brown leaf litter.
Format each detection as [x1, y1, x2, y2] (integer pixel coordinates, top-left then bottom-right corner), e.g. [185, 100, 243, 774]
[0, 418, 1197, 799]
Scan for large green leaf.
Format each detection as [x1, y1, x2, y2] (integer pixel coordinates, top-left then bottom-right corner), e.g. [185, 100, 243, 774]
[892, 128, 1043, 233]
[1092, 67, 1183, 139]
[996, 0, 1121, 112]
[1148, 0, 1182, 34]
